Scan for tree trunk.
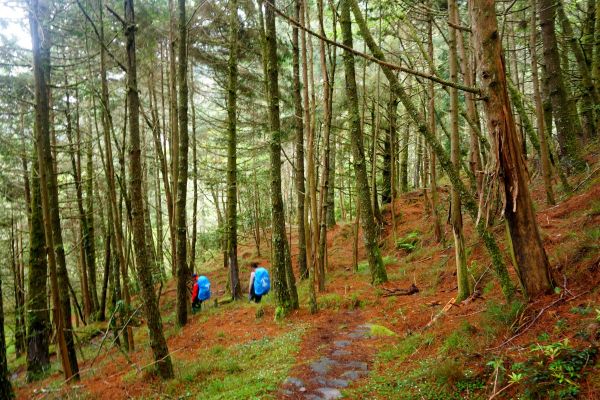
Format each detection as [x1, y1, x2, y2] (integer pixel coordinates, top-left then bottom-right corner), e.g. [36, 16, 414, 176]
[455, 9, 483, 197]
[10, 219, 26, 358]
[340, 0, 387, 285]
[86, 124, 99, 314]
[124, 0, 174, 378]
[26, 147, 50, 380]
[99, 227, 111, 322]
[168, 0, 179, 276]
[0, 272, 14, 399]
[226, 0, 242, 301]
[190, 70, 198, 273]
[470, 0, 554, 298]
[400, 121, 409, 193]
[29, 0, 79, 380]
[293, 0, 308, 281]
[316, 0, 332, 293]
[448, 0, 471, 303]
[264, 0, 297, 312]
[557, 0, 598, 139]
[382, 97, 396, 204]
[538, 0, 585, 170]
[175, 0, 189, 327]
[427, 7, 443, 243]
[65, 84, 92, 321]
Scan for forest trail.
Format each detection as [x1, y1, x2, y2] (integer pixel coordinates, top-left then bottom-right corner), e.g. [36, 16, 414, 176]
[278, 310, 380, 400]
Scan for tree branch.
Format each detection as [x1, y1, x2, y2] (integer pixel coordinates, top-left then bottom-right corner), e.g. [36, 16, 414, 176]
[263, 0, 481, 95]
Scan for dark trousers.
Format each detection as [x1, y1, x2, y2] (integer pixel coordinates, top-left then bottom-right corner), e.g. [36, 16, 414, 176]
[192, 299, 203, 313]
[249, 287, 262, 303]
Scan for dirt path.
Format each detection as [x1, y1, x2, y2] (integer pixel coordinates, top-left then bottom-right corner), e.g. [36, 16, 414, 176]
[279, 310, 382, 399]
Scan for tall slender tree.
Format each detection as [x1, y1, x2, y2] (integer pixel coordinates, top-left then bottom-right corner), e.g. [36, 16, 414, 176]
[29, 0, 79, 380]
[124, 0, 174, 378]
[175, 0, 190, 327]
[449, 0, 471, 302]
[264, 0, 297, 312]
[0, 274, 14, 398]
[340, 0, 387, 285]
[293, 0, 308, 281]
[226, 0, 242, 300]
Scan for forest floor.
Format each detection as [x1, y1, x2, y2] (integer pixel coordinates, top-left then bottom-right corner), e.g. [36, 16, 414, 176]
[8, 146, 600, 400]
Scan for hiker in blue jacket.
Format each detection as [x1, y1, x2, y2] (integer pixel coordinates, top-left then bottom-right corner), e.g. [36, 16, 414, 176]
[248, 262, 270, 303]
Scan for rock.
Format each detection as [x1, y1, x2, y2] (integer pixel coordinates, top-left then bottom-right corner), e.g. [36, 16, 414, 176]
[334, 340, 351, 348]
[310, 357, 337, 375]
[341, 370, 367, 380]
[280, 389, 293, 396]
[314, 377, 349, 388]
[332, 349, 351, 357]
[316, 387, 343, 399]
[344, 361, 368, 371]
[284, 377, 305, 388]
[304, 395, 323, 400]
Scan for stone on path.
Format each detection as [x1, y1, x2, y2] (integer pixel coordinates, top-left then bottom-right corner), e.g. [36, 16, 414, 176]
[333, 340, 351, 348]
[340, 370, 367, 380]
[284, 377, 305, 388]
[310, 357, 338, 375]
[314, 377, 350, 388]
[344, 361, 368, 371]
[315, 387, 343, 399]
[332, 349, 351, 357]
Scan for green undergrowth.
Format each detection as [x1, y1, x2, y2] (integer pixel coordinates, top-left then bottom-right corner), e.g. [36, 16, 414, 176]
[166, 327, 304, 399]
[346, 330, 485, 399]
[345, 299, 528, 399]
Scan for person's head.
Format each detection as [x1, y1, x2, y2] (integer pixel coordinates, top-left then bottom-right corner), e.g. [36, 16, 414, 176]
[250, 262, 258, 270]
[191, 273, 198, 281]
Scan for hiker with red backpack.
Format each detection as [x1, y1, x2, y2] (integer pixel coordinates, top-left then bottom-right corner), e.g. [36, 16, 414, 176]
[191, 273, 211, 313]
[248, 262, 270, 303]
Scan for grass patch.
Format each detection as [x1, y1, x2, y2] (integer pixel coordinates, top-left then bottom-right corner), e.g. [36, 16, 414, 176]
[368, 324, 397, 337]
[170, 328, 304, 399]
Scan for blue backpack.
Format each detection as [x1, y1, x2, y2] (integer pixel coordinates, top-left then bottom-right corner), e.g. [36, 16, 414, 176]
[253, 267, 270, 296]
[197, 276, 211, 301]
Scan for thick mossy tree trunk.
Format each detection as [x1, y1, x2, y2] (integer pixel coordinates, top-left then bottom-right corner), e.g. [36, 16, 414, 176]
[538, 0, 585, 170]
[264, 0, 298, 312]
[26, 149, 50, 380]
[469, 0, 554, 298]
[124, 0, 174, 378]
[349, 0, 514, 299]
[293, 0, 308, 281]
[340, 0, 387, 285]
[175, 0, 189, 327]
[226, 0, 242, 300]
[448, 0, 471, 302]
[0, 275, 14, 399]
[29, 0, 79, 380]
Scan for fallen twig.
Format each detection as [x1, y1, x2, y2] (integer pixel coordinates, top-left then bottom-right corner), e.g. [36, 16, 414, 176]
[382, 283, 419, 297]
[423, 297, 456, 330]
